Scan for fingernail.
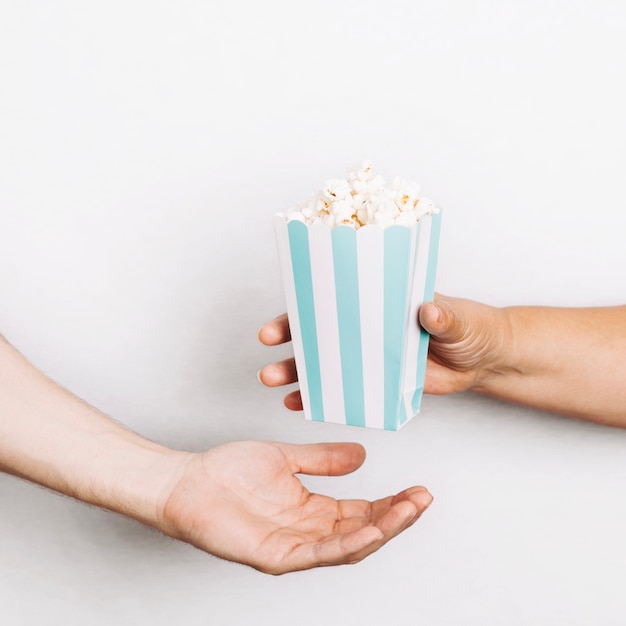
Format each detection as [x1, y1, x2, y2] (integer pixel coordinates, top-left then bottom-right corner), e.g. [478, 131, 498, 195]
[407, 508, 420, 525]
[433, 303, 444, 324]
[256, 369, 263, 384]
[421, 492, 434, 509]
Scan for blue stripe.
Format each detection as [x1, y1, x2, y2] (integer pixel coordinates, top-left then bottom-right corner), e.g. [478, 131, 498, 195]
[288, 221, 324, 422]
[384, 226, 412, 430]
[413, 212, 442, 413]
[332, 226, 365, 427]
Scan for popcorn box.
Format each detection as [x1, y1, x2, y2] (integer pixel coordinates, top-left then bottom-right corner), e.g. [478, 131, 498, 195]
[273, 211, 441, 430]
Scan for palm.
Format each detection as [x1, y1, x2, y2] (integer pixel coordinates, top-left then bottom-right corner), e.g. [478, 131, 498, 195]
[160, 441, 431, 574]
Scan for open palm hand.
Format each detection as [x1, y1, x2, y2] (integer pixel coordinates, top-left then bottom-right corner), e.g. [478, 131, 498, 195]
[159, 441, 432, 574]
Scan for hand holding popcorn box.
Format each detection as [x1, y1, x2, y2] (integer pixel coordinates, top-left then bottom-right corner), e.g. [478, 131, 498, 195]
[274, 162, 441, 430]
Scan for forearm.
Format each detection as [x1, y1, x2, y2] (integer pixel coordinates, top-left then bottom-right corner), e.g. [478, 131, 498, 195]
[0, 335, 186, 526]
[477, 306, 626, 425]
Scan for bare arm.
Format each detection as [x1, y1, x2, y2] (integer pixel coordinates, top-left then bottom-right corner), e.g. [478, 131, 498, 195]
[0, 334, 432, 574]
[464, 304, 626, 425]
[0, 334, 179, 524]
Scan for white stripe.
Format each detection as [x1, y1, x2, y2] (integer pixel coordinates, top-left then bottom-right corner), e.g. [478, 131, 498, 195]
[308, 224, 345, 424]
[273, 215, 312, 420]
[403, 217, 432, 418]
[357, 226, 385, 429]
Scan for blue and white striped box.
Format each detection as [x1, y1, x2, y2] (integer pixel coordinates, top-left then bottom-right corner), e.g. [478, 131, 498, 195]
[274, 211, 441, 431]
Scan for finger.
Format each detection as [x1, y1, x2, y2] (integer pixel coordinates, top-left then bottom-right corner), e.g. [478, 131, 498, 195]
[274, 525, 385, 573]
[274, 442, 366, 476]
[265, 488, 433, 574]
[284, 390, 303, 411]
[367, 486, 431, 524]
[311, 525, 386, 566]
[376, 488, 433, 534]
[418, 297, 466, 343]
[423, 357, 453, 394]
[258, 313, 291, 346]
[336, 486, 430, 522]
[337, 490, 433, 565]
[311, 490, 432, 569]
[280, 492, 429, 572]
[258, 358, 298, 387]
[424, 357, 473, 395]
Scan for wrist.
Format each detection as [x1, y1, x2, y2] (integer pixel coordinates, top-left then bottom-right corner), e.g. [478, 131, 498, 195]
[75, 432, 193, 529]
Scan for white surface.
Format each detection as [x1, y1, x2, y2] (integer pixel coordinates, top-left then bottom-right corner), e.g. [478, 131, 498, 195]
[1, 1, 626, 624]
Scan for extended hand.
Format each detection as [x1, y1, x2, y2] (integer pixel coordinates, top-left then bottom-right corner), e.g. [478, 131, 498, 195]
[258, 295, 508, 406]
[158, 441, 432, 574]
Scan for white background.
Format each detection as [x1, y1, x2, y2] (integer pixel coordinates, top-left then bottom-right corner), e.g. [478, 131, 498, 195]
[1, 1, 626, 624]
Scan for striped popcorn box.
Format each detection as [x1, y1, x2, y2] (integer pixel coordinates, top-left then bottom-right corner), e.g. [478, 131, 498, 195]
[273, 211, 441, 430]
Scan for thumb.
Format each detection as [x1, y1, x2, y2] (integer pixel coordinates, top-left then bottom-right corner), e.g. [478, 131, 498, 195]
[274, 442, 366, 476]
[418, 298, 467, 344]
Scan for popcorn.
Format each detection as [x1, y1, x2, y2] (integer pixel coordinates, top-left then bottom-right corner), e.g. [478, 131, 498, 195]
[289, 162, 439, 229]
